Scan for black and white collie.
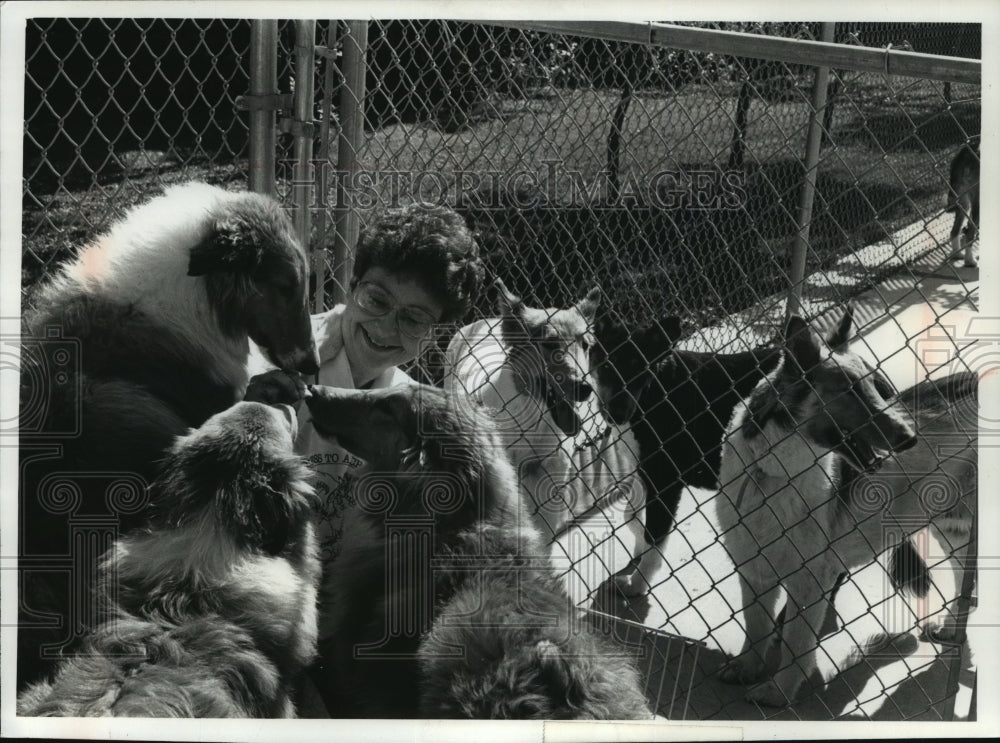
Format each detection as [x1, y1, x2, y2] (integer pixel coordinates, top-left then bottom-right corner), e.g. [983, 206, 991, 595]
[17, 402, 320, 717]
[18, 182, 319, 688]
[305, 383, 653, 719]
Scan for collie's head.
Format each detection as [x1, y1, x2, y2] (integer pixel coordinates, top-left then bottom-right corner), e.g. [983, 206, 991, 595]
[150, 401, 315, 554]
[108, 402, 315, 598]
[185, 188, 319, 376]
[742, 306, 917, 472]
[591, 308, 682, 424]
[495, 279, 601, 436]
[306, 383, 520, 531]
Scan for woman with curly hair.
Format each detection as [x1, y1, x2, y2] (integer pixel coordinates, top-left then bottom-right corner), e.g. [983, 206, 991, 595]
[250, 202, 485, 564]
[246, 203, 484, 717]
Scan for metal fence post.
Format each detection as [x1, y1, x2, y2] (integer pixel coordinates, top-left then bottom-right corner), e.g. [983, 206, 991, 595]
[248, 20, 278, 197]
[292, 21, 317, 255]
[313, 21, 340, 313]
[785, 21, 836, 322]
[332, 21, 369, 306]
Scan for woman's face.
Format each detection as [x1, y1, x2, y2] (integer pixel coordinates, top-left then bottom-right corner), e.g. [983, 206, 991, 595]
[342, 266, 444, 386]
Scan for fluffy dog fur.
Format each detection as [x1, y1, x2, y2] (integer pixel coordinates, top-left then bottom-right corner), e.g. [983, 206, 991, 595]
[716, 308, 976, 706]
[444, 281, 646, 556]
[17, 402, 320, 717]
[946, 140, 980, 267]
[591, 309, 781, 595]
[304, 383, 653, 719]
[18, 182, 319, 689]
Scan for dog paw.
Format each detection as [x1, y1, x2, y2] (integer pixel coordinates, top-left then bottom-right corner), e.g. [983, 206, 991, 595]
[923, 617, 962, 645]
[746, 678, 794, 707]
[718, 655, 766, 685]
[964, 258, 978, 268]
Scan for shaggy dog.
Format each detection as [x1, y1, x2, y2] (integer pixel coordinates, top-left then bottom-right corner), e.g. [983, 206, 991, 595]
[17, 402, 320, 717]
[946, 139, 980, 267]
[444, 280, 646, 563]
[591, 310, 781, 595]
[304, 383, 653, 719]
[18, 182, 319, 688]
[716, 308, 976, 706]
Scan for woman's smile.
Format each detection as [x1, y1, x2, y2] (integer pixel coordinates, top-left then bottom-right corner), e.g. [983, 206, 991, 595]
[359, 324, 401, 352]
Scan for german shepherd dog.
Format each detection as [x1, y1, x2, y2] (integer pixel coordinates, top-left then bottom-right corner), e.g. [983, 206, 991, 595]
[716, 307, 976, 706]
[946, 140, 980, 267]
[591, 309, 781, 595]
[305, 383, 653, 719]
[444, 280, 646, 554]
[17, 402, 320, 717]
[18, 182, 320, 689]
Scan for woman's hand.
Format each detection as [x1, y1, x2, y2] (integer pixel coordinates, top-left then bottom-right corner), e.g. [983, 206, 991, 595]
[245, 369, 308, 407]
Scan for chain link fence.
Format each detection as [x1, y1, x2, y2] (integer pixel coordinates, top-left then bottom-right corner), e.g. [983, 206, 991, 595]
[19, 17, 980, 722]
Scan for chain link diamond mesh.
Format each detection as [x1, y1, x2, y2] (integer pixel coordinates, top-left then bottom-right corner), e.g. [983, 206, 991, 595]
[19, 17, 980, 722]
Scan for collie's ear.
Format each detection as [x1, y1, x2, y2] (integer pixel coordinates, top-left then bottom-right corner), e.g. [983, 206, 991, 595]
[785, 315, 821, 373]
[494, 278, 521, 314]
[826, 304, 855, 352]
[592, 304, 626, 346]
[496, 278, 529, 336]
[247, 479, 294, 555]
[188, 216, 264, 276]
[575, 287, 602, 323]
[658, 316, 683, 346]
[207, 462, 296, 555]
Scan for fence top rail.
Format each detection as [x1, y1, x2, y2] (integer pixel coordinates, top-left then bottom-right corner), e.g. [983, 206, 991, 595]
[485, 20, 981, 85]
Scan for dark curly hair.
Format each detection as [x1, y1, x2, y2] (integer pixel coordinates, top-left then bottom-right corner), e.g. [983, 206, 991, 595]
[350, 204, 484, 323]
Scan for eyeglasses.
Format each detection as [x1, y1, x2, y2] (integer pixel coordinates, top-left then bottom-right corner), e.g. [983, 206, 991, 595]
[352, 281, 439, 339]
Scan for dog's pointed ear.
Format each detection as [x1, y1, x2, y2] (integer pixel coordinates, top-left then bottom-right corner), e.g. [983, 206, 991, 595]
[785, 315, 821, 373]
[494, 278, 521, 315]
[496, 278, 528, 336]
[826, 304, 855, 352]
[188, 216, 265, 276]
[659, 316, 683, 345]
[575, 287, 602, 323]
[592, 303, 624, 344]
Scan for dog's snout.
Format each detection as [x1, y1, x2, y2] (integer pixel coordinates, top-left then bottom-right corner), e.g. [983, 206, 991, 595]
[305, 384, 367, 417]
[575, 382, 593, 402]
[895, 433, 918, 452]
[296, 346, 320, 376]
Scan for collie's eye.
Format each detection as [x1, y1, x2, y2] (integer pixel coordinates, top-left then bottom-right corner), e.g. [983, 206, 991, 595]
[872, 373, 895, 400]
